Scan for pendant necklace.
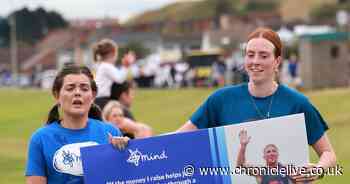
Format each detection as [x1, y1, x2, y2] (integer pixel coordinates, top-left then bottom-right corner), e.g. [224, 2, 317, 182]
[249, 84, 277, 119]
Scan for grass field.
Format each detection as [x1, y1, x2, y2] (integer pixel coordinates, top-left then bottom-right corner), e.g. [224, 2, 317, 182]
[0, 87, 348, 183]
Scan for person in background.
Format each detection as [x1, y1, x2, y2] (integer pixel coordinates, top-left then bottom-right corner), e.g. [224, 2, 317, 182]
[288, 54, 298, 81]
[177, 27, 336, 183]
[95, 81, 135, 120]
[102, 100, 153, 138]
[93, 39, 135, 102]
[211, 55, 227, 87]
[110, 81, 136, 120]
[287, 54, 302, 89]
[25, 64, 128, 184]
[108, 81, 153, 139]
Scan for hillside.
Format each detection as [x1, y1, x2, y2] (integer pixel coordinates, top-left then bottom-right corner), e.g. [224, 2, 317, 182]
[125, 1, 215, 26]
[125, 0, 340, 26]
[280, 0, 337, 22]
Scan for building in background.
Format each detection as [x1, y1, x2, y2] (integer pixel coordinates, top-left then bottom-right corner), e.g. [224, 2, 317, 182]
[299, 32, 350, 89]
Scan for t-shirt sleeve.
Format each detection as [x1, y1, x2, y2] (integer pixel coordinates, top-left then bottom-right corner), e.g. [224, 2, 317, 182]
[301, 99, 329, 145]
[25, 132, 46, 177]
[105, 65, 127, 84]
[190, 95, 216, 129]
[105, 123, 123, 137]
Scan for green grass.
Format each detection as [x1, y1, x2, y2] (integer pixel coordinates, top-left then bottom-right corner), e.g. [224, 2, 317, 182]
[0, 87, 348, 183]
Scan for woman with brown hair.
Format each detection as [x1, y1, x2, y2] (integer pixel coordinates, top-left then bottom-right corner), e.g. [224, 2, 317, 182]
[177, 27, 336, 183]
[25, 64, 128, 184]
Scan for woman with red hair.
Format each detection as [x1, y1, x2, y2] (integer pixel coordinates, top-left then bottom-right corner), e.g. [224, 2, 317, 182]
[178, 27, 336, 183]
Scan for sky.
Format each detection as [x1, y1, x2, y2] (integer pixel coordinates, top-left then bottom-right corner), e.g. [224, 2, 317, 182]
[1, 0, 199, 22]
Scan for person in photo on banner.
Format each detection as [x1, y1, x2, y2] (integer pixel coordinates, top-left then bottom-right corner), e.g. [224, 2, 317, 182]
[177, 27, 336, 183]
[25, 64, 129, 184]
[237, 129, 294, 184]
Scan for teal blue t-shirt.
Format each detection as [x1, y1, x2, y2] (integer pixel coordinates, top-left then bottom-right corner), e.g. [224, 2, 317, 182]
[25, 118, 122, 184]
[190, 83, 328, 145]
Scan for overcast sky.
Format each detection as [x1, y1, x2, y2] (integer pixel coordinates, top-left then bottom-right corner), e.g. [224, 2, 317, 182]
[1, 0, 198, 22]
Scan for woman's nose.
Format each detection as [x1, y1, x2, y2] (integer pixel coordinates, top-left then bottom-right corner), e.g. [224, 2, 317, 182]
[251, 56, 260, 64]
[73, 88, 82, 96]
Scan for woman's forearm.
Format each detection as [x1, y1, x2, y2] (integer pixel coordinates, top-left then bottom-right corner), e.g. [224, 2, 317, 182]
[236, 144, 247, 167]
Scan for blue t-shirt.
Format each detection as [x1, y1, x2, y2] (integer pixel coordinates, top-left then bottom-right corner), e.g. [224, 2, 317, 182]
[190, 83, 328, 145]
[25, 118, 122, 184]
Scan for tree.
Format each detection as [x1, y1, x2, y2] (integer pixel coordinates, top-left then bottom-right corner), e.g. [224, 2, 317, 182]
[0, 17, 10, 47]
[4, 7, 68, 46]
[242, 0, 279, 14]
[12, 8, 42, 44]
[46, 11, 68, 29]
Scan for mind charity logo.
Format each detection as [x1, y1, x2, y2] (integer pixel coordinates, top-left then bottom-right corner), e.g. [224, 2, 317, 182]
[127, 148, 168, 166]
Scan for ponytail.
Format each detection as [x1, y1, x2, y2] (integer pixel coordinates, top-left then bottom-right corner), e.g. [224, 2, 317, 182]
[46, 104, 60, 125]
[45, 103, 101, 125]
[88, 103, 103, 121]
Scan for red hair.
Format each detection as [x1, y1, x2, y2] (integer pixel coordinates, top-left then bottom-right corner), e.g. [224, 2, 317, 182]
[247, 27, 282, 58]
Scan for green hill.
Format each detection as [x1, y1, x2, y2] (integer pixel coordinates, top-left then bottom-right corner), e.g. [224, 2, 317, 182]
[125, 1, 214, 26]
[125, 0, 345, 26]
[124, 0, 281, 26]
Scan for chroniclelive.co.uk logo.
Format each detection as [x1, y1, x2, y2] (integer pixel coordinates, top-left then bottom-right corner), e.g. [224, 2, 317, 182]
[127, 149, 168, 166]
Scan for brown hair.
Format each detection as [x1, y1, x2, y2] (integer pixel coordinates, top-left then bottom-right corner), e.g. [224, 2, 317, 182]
[46, 63, 102, 124]
[92, 39, 118, 62]
[247, 27, 282, 58]
[110, 81, 134, 100]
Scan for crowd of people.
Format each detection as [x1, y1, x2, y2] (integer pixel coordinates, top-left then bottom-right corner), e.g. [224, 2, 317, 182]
[0, 43, 301, 90]
[25, 27, 336, 184]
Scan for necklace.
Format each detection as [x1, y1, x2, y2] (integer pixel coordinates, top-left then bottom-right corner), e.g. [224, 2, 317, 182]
[249, 93, 274, 119]
[248, 83, 277, 119]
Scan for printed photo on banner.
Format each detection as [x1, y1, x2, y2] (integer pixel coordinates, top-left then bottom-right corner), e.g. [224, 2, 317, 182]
[224, 113, 309, 184]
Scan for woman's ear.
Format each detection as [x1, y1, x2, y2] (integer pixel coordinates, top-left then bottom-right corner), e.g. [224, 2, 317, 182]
[276, 56, 282, 65]
[274, 56, 282, 71]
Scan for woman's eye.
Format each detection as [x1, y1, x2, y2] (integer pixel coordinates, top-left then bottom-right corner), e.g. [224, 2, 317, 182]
[81, 87, 89, 92]
[80, 85, 91, 91]
[66, 87, 74, 91]
[246, 54, 254, 58]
